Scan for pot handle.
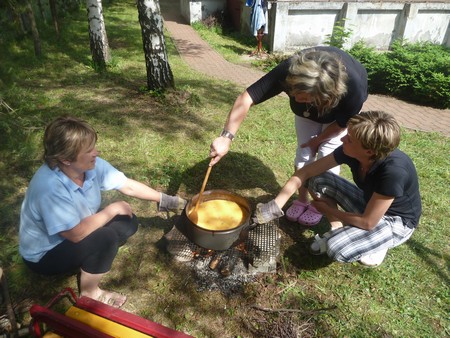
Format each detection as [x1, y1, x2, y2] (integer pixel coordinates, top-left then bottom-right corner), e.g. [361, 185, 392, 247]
[247, 221, 259, 231]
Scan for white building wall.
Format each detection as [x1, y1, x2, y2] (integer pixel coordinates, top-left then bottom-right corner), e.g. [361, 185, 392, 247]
[344, 3, 405, 50]
[180, 0, 225, 24]
[402, 4, 450, 45]
[180, 0, 450, 53]
[269, 1, 450, 53]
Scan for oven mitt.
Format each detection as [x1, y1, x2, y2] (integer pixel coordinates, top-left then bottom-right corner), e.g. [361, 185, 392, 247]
[158, 193, 187, 212]
[253, 200, 284, 224]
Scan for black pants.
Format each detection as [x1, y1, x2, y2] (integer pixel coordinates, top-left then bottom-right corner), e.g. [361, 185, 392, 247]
[23, 214, 138, 275]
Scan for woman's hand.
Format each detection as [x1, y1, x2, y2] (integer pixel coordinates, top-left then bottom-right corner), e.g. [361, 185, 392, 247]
[252, 200, 284, 224]
[61, 201, 133, 243]
[300, 136, 321, 156]
[159, 193, 187, 212]
[209, 137, 232, 166]
[309, 190, 334, 214]
[104, 201, 133, 218]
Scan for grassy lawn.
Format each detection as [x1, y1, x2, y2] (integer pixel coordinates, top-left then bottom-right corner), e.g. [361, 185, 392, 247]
[0, 1, 448, 337]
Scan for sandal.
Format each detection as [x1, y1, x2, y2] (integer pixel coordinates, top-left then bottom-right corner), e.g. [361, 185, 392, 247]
[298, 204, 322, 226]
[286, 200, 309, 222]
[97, 290, 127, 308]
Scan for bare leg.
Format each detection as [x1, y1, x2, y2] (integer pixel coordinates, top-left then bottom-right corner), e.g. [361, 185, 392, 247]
[297, 186, 309, 203]
[79, 269, 127, 308]
[329, 219, 344, 230]
[315, 196, 343, 230]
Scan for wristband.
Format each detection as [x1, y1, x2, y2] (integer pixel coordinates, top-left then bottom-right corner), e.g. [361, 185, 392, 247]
[220, 129, 235, 141]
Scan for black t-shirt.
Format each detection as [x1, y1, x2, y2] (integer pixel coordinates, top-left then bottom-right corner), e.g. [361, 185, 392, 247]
[246, 46, 368, 127]
[334, 147, 422, 228]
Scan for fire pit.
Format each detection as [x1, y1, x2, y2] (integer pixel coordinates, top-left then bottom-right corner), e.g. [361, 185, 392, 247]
[164, 220, 281, 294]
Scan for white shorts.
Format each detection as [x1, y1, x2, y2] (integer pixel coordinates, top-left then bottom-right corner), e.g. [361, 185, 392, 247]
[294, 116, 346, 175]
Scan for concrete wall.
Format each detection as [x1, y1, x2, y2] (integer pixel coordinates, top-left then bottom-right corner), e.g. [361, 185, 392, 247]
[180, 0, 450, 53]
[268, 1, 450, 53]
[180, 0, 226, 24]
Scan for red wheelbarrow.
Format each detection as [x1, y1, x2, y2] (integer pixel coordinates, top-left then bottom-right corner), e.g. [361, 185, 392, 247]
[29, 288, 193, 338]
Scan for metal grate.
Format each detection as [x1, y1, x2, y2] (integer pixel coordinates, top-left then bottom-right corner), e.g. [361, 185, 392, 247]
[165, 220, 281, 294]
[165, 220, 280, 273]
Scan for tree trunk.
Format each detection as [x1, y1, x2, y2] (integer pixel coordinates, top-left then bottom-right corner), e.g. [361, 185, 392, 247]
[36, 0, 47, 22]
[86, 0, 110, 71]
[136, 0, 174, 91]
[25, 1, 42, 56]
[49, 0, 60, 38]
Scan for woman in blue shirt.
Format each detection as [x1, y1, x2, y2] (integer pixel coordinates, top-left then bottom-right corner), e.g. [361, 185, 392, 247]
[19, 116, 185, 307]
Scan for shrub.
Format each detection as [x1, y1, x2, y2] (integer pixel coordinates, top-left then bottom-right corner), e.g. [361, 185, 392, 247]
[349, 41, 450, 109]
[348, 41, 388, 93]
[324, 19, 353, 49]
[388, 41, 450, 107]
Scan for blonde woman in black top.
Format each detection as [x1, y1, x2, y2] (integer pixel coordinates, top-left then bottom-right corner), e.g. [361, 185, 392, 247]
[210, 46, 368, 226]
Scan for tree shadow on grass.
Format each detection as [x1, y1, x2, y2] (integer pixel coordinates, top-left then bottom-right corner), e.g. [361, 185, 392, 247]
[164, 152, 334, 272]
[279, 217, 334, 271]
[6, 152, 331, 335]
[107, 213, 253, 336]
[406, 237, 449, 285]
[166, 151, 283, 207]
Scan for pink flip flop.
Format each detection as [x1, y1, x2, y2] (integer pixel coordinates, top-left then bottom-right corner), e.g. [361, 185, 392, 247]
[286, 200, 309, 222]
[298, 204, 322, 226]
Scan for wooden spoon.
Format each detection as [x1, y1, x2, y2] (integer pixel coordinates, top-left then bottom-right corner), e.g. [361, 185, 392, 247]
[189, 164, 212, 223]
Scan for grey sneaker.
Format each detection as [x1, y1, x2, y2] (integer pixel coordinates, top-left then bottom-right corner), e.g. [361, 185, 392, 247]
[310, 231, 332, 255]
[359, 248, 388, 267]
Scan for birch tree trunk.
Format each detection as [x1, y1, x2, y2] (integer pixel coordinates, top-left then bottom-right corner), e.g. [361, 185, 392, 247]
[86, 0, 110, 70]
[136, 0, 174, 90]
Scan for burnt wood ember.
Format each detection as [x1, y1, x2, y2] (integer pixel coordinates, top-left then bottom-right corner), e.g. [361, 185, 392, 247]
[164, 220, 281, 294]
[193, 248, 213, 259]
[209, 252, 224, 270]
[219, 248, 240, 277]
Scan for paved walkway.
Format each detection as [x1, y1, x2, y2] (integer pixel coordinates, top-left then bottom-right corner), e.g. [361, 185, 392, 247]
[160, 1, 449, 137]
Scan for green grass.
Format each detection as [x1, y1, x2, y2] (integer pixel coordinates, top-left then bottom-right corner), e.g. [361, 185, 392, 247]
[191, 21, 258, 65]
[1, 1, 449, 337]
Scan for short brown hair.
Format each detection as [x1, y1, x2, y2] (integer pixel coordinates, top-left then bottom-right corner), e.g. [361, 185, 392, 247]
[347, 111, 400, 161]
[43, 116, 97, 169]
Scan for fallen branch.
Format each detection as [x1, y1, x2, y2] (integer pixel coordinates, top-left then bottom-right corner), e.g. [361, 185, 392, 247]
[251, 304, 337, 315]
[0, 99, 13, 110]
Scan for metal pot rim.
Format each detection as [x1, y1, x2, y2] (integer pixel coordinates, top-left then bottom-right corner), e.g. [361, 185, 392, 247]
[185, 189, 251, 232]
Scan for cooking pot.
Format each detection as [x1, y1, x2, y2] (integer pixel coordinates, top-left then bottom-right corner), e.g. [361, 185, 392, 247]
[175, 190, 256, 251]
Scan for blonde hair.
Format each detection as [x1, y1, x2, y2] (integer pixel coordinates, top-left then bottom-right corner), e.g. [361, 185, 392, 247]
[43, 116, 97, 169]
[347, 111, 400, 161]
[285, 49, 348, 115]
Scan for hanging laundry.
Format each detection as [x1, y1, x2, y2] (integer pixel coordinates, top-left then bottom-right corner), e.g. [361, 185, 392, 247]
[246, 0, 269, 37]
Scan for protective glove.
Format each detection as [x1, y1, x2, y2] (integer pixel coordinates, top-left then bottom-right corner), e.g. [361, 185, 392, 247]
[252, 200, 284, 224]
[158, 193, 187, 212]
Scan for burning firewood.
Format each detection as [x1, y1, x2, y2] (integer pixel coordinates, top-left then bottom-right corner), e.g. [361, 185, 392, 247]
[219, 248, 240, 276]
[209, 252, 224, 270]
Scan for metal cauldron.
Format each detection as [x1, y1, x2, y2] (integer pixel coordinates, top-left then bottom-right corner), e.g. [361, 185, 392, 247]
[175, 190, 256, 251]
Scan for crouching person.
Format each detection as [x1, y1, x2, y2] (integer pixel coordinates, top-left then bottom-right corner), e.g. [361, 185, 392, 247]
[19, 116, 186, 308]
[253, 111, 421, 267]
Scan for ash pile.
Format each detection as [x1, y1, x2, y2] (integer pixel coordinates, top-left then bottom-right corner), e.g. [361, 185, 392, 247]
[165, 221, 281, 295]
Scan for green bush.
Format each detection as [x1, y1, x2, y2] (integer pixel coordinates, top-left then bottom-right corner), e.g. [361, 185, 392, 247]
[324, 19, 353, 49]
[348, 41, 388, 92]
[255, 40, 449, 108]
[349, 41, 450, 109]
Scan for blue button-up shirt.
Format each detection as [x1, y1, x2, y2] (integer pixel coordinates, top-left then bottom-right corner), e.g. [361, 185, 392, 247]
[19, 157, 127, 262]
